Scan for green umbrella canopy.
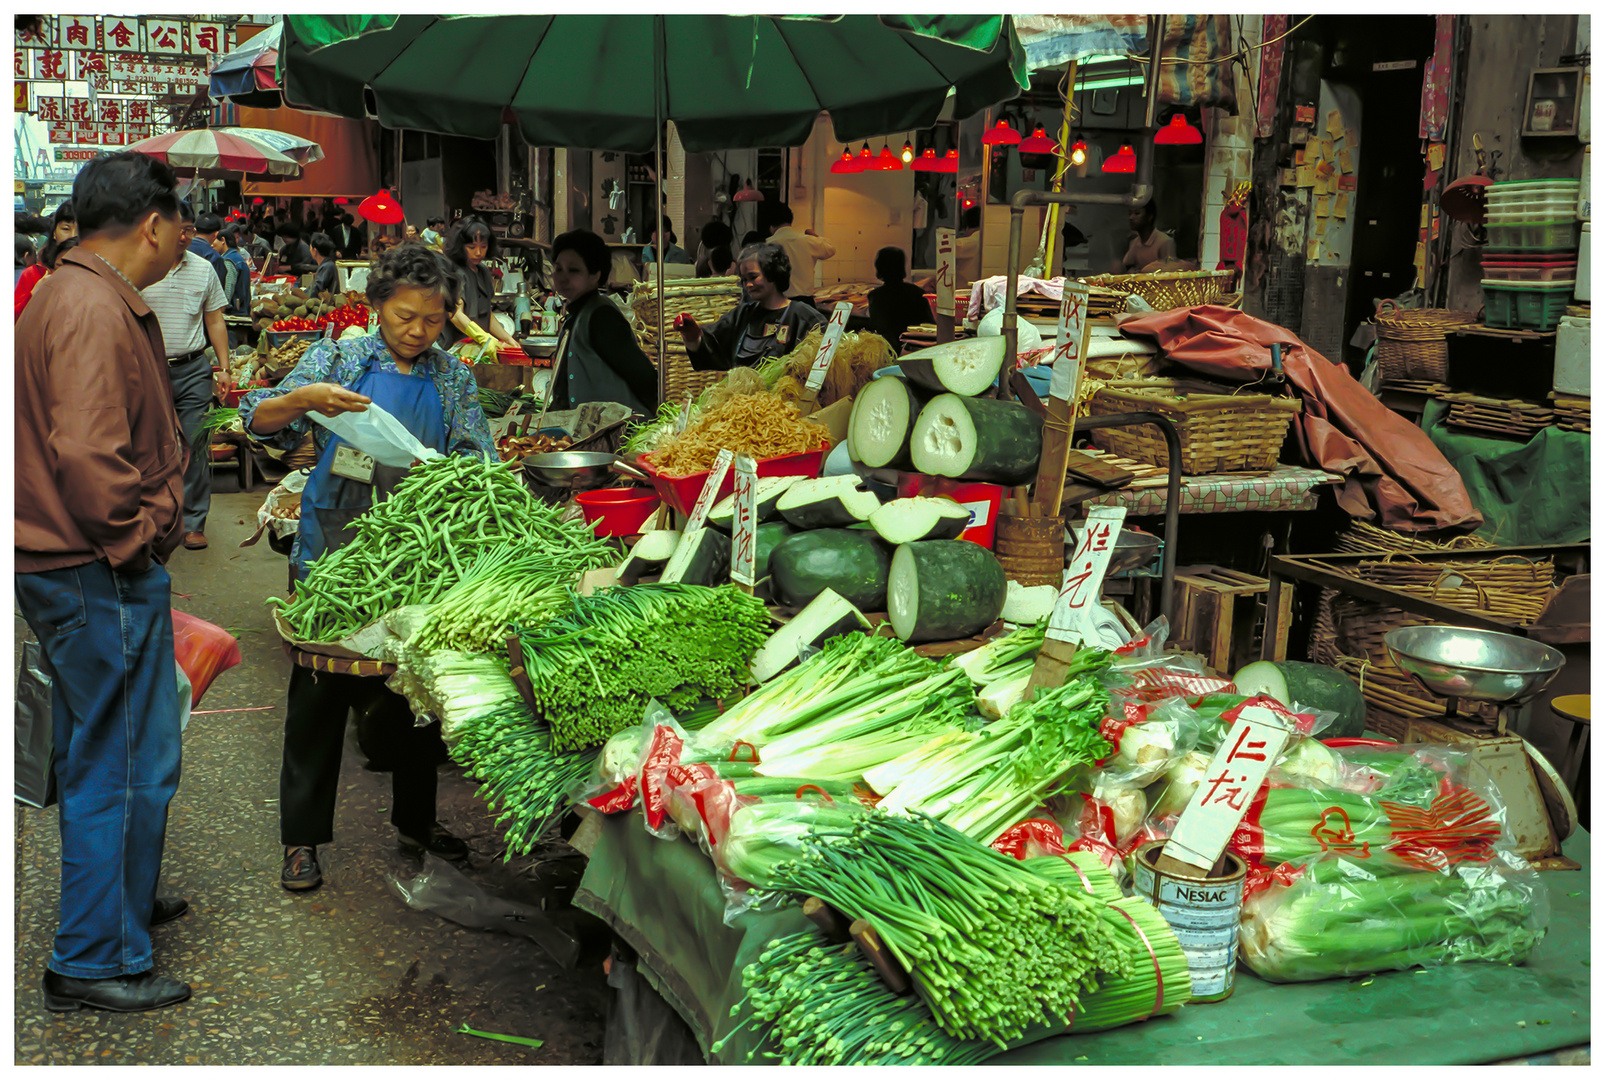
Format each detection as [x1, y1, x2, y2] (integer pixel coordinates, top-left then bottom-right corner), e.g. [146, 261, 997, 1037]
[279, 14, 1026, 152]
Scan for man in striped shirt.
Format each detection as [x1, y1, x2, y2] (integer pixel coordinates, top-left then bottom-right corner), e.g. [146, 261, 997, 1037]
[141, 201, 233, 551]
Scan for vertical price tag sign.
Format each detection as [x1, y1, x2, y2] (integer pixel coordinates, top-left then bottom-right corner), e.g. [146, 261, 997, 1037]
[1046, 505, 1127, 644]
[1047, 282, 1090, 403]
[1163, 705, 1296, 873]
[675, 396, 693, 434]
[728, 454, 759, 588]
[934, 228, 956, 317]
[366, 308, 379, 334]
[802, 302, 855, 404]
[682, 448, 735, 533]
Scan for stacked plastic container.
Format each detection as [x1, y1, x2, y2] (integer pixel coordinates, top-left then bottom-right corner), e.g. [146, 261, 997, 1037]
[1481, 178, 1581, 331]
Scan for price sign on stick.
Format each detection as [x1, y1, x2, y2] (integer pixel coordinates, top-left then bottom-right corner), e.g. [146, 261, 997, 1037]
[1047, 282, 1091, 403]
[728, 454, 759, 589]
[801, 302, 855, 410]
[934, 228, 956, 317]
[682, 448, 734, 533]
[675, 396, 693, 435]
[1027, 505, 1127, 695]
[1034, 282, 1094, 515]
[1161, 704, 1296, 875]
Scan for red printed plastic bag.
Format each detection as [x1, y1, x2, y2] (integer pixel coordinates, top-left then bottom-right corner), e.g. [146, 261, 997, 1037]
[171, 609, 242, 708]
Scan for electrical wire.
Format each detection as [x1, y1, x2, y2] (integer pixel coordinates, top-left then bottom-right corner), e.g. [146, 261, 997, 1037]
[1123, 14, 1317, 68]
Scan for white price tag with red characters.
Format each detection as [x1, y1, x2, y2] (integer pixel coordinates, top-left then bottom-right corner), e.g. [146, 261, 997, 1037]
[934, 228, 956, 317]
[1164, 704, 1296, 872]
[1047, 282, 1090, 402]
[683, 448, 734, 533]
[728, 454, 759, 586]
[805, 302, 856, 394]
[1046, 505, 1127, 644]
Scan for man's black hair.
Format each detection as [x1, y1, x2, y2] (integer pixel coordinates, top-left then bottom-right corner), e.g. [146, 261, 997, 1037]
[771, 202, 795, 226]
[551, 228, 611, 286]
[278, 222, 301, 242]
[70, 151, 180, 236]
[195, 212, 222, 234]
[874, 246, 908, 283]
[311, 232, 337, 259]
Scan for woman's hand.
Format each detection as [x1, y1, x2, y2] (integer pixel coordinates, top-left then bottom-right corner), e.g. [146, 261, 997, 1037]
[675, 312, 703, 350]
[296, 382, 372, 417]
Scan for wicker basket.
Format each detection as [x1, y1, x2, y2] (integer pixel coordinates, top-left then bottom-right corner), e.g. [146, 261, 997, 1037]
[630, 277, 744, 404]
[1333, 521, 1493, 555]
[1373, 304, 1478, 383]
[1345, 554, 1555, 625]
[1086, 378, 1303, 474]
[1079, 270, 1236, 311]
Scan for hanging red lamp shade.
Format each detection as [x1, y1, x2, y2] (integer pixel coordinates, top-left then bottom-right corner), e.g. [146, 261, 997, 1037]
[830, 148, 861, 174]
[333, 197, 348, 204]
[937, 149, 960, 175]
[1019, 126, 1059, 155]
[1102, 144, 1138, 174]
[251, 196, 265, 205]
[358, 188, 406, 225]
[874, 144, 902, 171]
[910, 148, 940, 172]
[1154, 114, 1203, 145]
[982, 119, 1022, 146]
[1068, 139, 1089, 167]
[733, 180, 764, 202]
[853, 142, 876, 170]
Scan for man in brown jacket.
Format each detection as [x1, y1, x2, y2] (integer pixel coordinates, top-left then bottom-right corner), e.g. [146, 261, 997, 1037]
[15, 151, 194, 1014]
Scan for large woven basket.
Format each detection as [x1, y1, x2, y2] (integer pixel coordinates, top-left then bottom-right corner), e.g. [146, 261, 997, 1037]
[1333, 520, 1493, 555]
[1373, 304, 1478, 383]
[630, 277, 744, 403]
[1086, 378, 1303, 474]
[1079, 270, 1236, 311]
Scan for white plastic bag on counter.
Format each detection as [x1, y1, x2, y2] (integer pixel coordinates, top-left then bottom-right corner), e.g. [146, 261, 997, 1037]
[309, 401, 440, 467]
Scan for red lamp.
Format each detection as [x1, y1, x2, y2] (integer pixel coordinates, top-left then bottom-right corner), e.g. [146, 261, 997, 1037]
[251, 196, 265, 205]
[1155, 114, 1203, 145]
[333, 196, 349, 204]
[853, 142, 875, 170]
[830, 148, 861, 174]
[733, 180, 764, 202]
[1102, 144, 1137, 174]
[982, 119, 1022, 146]
[910, 148, 940, 172]
[1019, 126, 1059, 155]
[936, 149, 959, 175]
[358, 188, 406, 225]
[874, 144, 902, 171]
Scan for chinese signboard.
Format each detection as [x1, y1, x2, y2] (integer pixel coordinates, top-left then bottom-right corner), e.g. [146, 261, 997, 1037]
[1046, 504, 1127, 645]
[1164, 703, 1296, 872]
[934, 227, 956, 317]
[1048, 282, 1090, 402]
[14, 16, 229, 57]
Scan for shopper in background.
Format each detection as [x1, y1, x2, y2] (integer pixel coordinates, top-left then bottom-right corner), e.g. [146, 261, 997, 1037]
[546, 228, 659, 415]
[1119, 200, 1176, 273]
[217, 224, 253, 316]
[642, 214, 693, 264]
[15, 236, 81, 321]
[867, 246, 934, 350]
[49, 198, 77, 245]
[695, 218, 735, 279]
[440, 216, 519, 351]
[310, 232, 340, 295]
[15, 150, 193, 1014]
[239, 243, 498, 892]
[766, 202, 836, 306]
[17, 201, 83, 320]
[190, 211, 227, 282]
[680, 242, 826, 370]
[334, 212, 365, 259]
[420, 216, 446, 250]
[276, 223, 317, 276]
[142, 200, 232, 552]
[15, 234, 36, 287]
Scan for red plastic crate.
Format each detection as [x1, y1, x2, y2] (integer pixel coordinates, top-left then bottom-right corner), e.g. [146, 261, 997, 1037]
[636, 445, 829, 518]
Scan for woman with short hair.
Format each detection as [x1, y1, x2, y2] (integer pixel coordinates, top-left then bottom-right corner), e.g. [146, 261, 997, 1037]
[440, 216, 518, 350]
[677, 242, 826, 370]
[548, 228, 659, 414]
[240, 243, 498, 893]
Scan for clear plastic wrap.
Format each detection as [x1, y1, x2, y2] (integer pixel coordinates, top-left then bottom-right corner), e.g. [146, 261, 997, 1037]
[1238, 847, 1550, 983]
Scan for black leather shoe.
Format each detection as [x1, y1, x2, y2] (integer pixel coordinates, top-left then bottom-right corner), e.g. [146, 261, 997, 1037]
[281, 845, 322, 891]
[398, 822, 470, 861]
[151, 897, 189, 927]
[42, 969, 191, 1013]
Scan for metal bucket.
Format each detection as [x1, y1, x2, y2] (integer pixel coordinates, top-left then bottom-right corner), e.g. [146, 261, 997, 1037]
[1131, 840, 1248, 1003]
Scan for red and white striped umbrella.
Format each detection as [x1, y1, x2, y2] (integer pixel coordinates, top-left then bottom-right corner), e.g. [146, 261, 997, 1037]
[126, 128, 303, 179]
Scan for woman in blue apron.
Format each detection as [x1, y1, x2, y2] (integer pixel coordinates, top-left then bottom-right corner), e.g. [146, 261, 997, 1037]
[241, 244, 497, 894]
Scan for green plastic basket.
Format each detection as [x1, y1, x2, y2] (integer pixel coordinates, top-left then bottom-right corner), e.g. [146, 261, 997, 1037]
[1480, 280, 1575, 331]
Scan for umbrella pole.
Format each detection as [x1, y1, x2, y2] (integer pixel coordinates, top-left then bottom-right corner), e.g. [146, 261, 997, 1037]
[654, 15, 667, 407]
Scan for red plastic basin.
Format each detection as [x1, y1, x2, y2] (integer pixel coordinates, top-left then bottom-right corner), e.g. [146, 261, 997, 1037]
[636, 445, 829, 518]
[575, 486, 662, 537]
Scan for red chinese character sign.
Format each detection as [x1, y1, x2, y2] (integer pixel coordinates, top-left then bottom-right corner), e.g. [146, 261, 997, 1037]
[146, 18, 186, 54]
[1163, 703, 1296, 873]
[1046, 505, 1127, 646]
[802, 301, 855, 405]
[58, 16, 100, 50]
[934, 227, 956, 317]
[728, 454, 759, 589]
[103, 17, 138, 51]
[1047, 282, 1090, 402]
[14, 83, 29, 113]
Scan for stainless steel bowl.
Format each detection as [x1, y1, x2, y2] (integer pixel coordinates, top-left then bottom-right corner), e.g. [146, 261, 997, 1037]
[522, 452, 649, 490]
[1383, 625, 1565, 705]
[1066, 525, 1163, 575]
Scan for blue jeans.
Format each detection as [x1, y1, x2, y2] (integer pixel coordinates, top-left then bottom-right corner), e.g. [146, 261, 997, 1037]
[168, 352, 214, 533]
[15, 561, 182, 978]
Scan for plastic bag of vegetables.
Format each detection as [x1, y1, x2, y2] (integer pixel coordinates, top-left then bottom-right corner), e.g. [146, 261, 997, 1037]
[1239, 848, 1549, 983]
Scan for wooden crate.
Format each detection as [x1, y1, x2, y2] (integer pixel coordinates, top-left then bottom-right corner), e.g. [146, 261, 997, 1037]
[1171, 565, 1288, 676]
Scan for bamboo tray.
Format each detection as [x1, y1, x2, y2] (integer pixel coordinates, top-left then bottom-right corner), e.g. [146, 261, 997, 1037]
[1086, 378, 1302, 474]
[1079, 270, 1235, 311]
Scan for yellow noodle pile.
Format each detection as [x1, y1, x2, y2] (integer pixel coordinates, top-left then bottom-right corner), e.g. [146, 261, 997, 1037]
[650, 392, 827, 477]
[773, 328, 895, 409]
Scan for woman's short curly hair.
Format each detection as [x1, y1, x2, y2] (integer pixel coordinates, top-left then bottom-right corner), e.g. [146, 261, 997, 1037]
[737, 242, 791, 294]
[365, 242, 463, 312]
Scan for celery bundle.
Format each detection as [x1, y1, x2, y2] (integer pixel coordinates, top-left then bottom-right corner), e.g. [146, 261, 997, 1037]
[949, 620, 1047, 719]
[516, 584, 772, 752]
[1240, 852, 1547, 982]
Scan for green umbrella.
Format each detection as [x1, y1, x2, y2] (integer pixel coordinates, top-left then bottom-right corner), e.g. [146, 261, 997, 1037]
[278, 14, 1026, 153]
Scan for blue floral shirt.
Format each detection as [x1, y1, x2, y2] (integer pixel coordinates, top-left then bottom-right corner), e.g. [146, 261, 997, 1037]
[240, 334, 496, 461]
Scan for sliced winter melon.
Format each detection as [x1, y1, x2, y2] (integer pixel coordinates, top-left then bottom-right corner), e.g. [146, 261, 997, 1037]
[1231, 660, 1368, 739]
[909, 394, 1043, 486]
[775, 475, 883, 529]
[749, 589, 871, 683]
[658, 527, 730, 587]
[848, 375, 929, 469]
[887, 540, 1008, 644]
[616, 529, 681, 584]
[707, 475, 802, 532]
[868, 497, 972, 544]
[897, 337, 1008, 397]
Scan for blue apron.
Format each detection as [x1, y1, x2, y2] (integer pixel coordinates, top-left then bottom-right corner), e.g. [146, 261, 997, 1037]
[295, 353, 449, 580]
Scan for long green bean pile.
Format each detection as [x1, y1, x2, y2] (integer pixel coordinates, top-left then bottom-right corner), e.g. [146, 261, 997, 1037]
[748, 810, 1134, 1046]
[270, 454, 612, 642]
[516, 584, 772, 753]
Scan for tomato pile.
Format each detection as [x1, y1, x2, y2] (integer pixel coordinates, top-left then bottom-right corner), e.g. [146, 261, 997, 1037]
[269, 303, 371, 335]
[269, 316, 319, 332]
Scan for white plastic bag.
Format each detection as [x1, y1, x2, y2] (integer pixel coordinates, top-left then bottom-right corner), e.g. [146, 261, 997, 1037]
[309, 401, 440, 468]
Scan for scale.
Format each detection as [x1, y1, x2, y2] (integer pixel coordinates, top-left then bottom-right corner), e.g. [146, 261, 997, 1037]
[1383, 625, 1576, 868]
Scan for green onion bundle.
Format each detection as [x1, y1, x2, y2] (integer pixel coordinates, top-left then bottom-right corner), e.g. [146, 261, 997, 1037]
[409, 538, 615, 655]
[713, 930, 1002, 1066]
[270, 454, 610, 642]
[759, 811, 1133, 1046]
[516, 584, 772, 752]
[202, 406, 241, 436]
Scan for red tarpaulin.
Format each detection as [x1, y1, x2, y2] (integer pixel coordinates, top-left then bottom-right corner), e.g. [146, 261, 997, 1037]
[239, 106, 379, 198]
[1116, 305, 1483, 533]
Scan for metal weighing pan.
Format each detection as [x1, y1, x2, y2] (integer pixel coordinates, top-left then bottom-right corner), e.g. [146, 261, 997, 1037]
[521, 451, 651, 491]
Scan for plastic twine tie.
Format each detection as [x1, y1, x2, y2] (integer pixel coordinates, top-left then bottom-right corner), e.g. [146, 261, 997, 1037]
[1110, 902, 1166, 1022]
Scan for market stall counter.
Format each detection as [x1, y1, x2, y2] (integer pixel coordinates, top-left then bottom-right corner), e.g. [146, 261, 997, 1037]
[574, 810, 1592, 1066]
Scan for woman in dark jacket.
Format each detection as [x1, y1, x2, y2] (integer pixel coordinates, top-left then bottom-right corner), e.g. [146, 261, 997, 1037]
[678, 243, 826, 371]
[866, 246, 933, 350]
[440, 216, 519, 351]
[549, 228, 659, 415]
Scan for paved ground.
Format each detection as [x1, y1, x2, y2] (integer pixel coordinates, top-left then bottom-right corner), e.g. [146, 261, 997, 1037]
[14, 477, 613, 1065]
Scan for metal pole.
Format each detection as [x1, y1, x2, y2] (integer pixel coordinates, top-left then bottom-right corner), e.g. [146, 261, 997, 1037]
[654, 15, 667, 406]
